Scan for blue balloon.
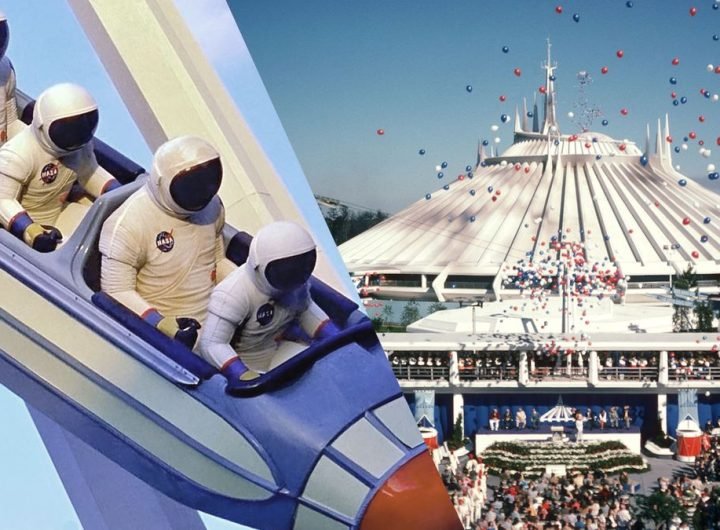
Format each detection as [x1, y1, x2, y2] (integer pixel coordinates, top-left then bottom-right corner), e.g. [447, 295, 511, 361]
[425, 193, 432, 200]
[596, 155, 602, 160]
[674, 146, 681, 153]
[550, 75, 557, 81]
[604, 235, 611, 241]
[704, 90, 711, 98]
[710, 172, 720, 180]
[465, 165, 472, 172]
[467, 172, 474, 178]
[572, 13, 580, 22]
[669, 77, 677, 85]
[554, 140, 560, 146]
[470, 216, 476, 222]
[482, 139, 489, 146]
[487, 186, 494, 193]
[501, 114, 509, 123]
[714, 34, 719, 41]
[704, 217, 712, 224]
[715, 4, 719, 10]
[418, 148, 426, 155]
[683, 137, 689, 142]
[701, 235, 709, 243]
[602, 119, 609, 126]
[626, 0, 633, 6]
[680, 96, 688, 104]
[502, 45, 510, 53]
[437, 172, 444, 178]
[470, 189, 476, 196]
[679, 179, 688, 186]
[480, 161, 487, 167]
[640, 155, 648, 166]
[466, 85, 473, 93]
[527, 111, 534, 118]
[673, 99, 680, 106]
[592, 137, 598, 143]
[443, 184, 450, 190]
[441, 161, 448, 168]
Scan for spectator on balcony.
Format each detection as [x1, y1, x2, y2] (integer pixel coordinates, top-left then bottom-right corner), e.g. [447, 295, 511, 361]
[502, 408, 514, 430]
[609, 406, 620, 429]
[516, 408, 527, 430]
[530, 408, 540, 430]
[585, 408, 595, 431]
[575, 411, 584, 443]
[598, 409, 607, 430]
[623, 406, 632, 429]
[489, 408, 500, 431]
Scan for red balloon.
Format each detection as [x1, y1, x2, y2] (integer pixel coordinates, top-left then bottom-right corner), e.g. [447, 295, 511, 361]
[601, 66, 609, 74]
[555, 5, 563, 13]
[717, 137, 720, 146]
[683, 217, 691, 225]
[499, 95, 507, 102]
[491, 196, 498, 202]
[616, 50, 624, 58]
[514, 67, 522, 77]
[689, 131, 697, 139]
[692, 250, 700, 259]
[619, 143, 627, 151]
[699, 115, 706, 123]
[671, 91, 677, 98]
[376, 129, 384, 135]
[700, 140, 705, 146]
[715, 66, 720, 74]
[620, 108, 629, 116]
[539, 86, 547, 94]
[672, 57, 680, 66]
[524, 166, 530, 173]
[690, 6, 697, 16]
[666, 135, 673, 143]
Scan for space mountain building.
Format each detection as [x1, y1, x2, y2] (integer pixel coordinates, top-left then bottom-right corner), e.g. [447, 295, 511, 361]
[341, 46, 720, 302]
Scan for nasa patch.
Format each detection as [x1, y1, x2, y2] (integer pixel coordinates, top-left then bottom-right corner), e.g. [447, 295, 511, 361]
[41, 162, 59, 184]
[256, 303, 275, 326]
[155, 230, 175, 252]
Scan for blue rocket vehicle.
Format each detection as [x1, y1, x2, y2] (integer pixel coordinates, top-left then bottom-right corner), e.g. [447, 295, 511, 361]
[0, 96, 461, 530]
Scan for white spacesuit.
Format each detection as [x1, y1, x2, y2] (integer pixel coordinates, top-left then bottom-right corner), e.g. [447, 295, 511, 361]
[0, 83, 119, 252]
[0, 13, 24, 144]
[99, 135, 235, 347]
[198, 221, 338, 384]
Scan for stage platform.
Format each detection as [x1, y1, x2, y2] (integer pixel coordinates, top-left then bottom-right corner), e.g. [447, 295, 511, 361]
[474, 424, 642, 454]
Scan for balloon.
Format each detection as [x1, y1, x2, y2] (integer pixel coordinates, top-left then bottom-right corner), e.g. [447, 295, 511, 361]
[619, 143, 627, 151]
[601, 66, 609, 74]
[491, 196, 498, 202]
[466, 165, 472, 171]
[699, 115, 705, 122]
[692, 250, 700, 259]
[690, 6, 697, 16]
[499, 95, 506, 102]
[490, 124, 499, 131]
[679, 179, 688, 186]
[620, 108, 629, 116]
[689, 132, 697, 139]
[539, 86, 547, 94]
[708, 164, 716, 172]
[682, 217, 691, 225]
[666, 135, 673, 143]
[470, 216, 476, 222]
[502, 45, 510, 53]
[708, 64, 715, 72]
[674, 146, 681, 153]
[640, 155, 648, 166]
[680, 96, 687, 104]
[672, 57, 680, 66]
[626, 0, 633, 6]
[376, 129, 384, 135]
[466, 85, 473, 93]
[470, 189, 476, 196]
[441, 161, 448, 168]
[714, 35, 720, 41]
[494, 137, 501, 144]
[482, 139, 489, 146]
[419, 148, 426, 155]
[514, 67, 522, 77]
[669, 77, 677, 85]
[437, 172, 444, 178]
[673, 100, 680, 106]
[701, 235, 709, 243]
[443, 184, 450, 190]
[555, 5, 563, 14]
[616, 50, 624, 58]
[501, 114, 510, 123]
[716, 66, 720, 74]
[602, 119, 609, 126]
[704, 217, 712, 224]
[572, 13, 580, 22]
[568, 111, 575, 118]
[717, 137, 720, 145]
[425, 193, 432, 200]
[488, 186, 494, 192]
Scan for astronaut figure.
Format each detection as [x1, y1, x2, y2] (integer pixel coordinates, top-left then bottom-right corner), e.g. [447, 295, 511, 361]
[198, 221, 339, 388]
[0, 83, 119, 252]
[100, 136, 234, 347]
[0, 13, 24, 144]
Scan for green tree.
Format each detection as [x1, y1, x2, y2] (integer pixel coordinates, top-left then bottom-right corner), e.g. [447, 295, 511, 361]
[694, 299, 715, 332]
[672, 266, 696, 332]
[322, 205, 389, 245]
[381, 304, 394, 325]
[400, 300, 421, 327]
[448, 413, 465, 450]
[427, 301, 448, 315]
[634, 491, 688, 529]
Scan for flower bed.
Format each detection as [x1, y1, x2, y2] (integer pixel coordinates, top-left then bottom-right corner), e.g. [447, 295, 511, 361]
[482, 440, 648, 476]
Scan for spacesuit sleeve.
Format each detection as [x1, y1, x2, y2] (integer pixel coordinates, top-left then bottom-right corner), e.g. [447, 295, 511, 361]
[76, 145, 120, 198]
[214, 205, 235, 282]
[5, 63, 22, 139]
[0, 144, 33, 231]
[299, 298, 333, 338]
[197, 275, 249, 370]
[99, 213, 156, 320]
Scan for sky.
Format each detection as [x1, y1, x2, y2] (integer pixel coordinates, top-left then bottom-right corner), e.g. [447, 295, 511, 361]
[229, 0, 720, 214]
[0, 1, 718, 529]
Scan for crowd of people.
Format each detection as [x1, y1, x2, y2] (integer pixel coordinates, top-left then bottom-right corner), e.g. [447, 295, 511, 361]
[486, 406, 635, 433]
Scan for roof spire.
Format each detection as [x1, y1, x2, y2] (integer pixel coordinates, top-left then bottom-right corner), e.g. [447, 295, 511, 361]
[522, 97, 529, 131]
[476, 140, 485, 167]
[514, 105, 522, 133]
[541, 38, 559, 135]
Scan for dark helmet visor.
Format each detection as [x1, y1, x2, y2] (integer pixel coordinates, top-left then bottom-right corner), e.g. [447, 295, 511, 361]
[265, 249, 317, 291]
[169, 157, 223, 211]
[48, 109, 99, 151]
[0, 20, 8, 58]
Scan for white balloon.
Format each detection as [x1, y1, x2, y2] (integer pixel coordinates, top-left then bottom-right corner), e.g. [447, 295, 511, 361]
[494, 137, 501, 144]
[708, 164, 716, 172]
[702, 149, 712, 158]
[682, 144, 688, 151]
[676, 165, 681, 170]
[435, 165, 442, 171]
[713, 94, 720, 103]
[708, 64, 715, 72]
[491, 124, 499, 132]
[567, 111, 575, 118]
